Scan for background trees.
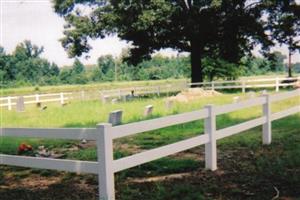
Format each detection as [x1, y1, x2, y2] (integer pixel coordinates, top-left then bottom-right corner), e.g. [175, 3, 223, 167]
[0, 40, 294, 88]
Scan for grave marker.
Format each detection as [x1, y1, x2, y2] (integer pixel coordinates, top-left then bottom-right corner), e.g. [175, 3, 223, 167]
[261, 90, 268, 95]
[16, 96, 25, 112]
[102, 95, 110, 104]
[144, 105, 153, 117]
[247, 91, 256, 99]
[232, 96, 240, 103]
[165, 99, 173, 110]
[108, 110, 123, 126]
[111, 98, 118, 104]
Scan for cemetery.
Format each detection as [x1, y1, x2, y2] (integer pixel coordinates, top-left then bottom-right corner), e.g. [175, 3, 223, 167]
[1, 84, 300, 199]
[1, 1, 300, 199]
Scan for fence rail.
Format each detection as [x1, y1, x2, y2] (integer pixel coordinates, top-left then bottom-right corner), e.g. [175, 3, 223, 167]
[1, 89, 300, 200]
[1, 76, 299, 110]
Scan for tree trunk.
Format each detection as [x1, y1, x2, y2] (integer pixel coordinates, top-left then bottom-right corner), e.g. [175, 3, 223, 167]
[190, 42, 203, 87]
[288, 51, 292, 77]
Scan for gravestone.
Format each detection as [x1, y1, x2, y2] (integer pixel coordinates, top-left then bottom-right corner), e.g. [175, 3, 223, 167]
[36, 102, 42, 108]
[261, 90, 268, 95]
[165, 99, 173, 110]
[111, 98, 118, 104]
[144, 105, 153, 117]
[102, 95, 110, 104]
[61, 102, 68, 107]
[232, 96, 240, 103]
[16, 96, 25, 112]
[247, 91, 256, 99]
[124, 94, 132, 101]
[108, 110, 123, 126]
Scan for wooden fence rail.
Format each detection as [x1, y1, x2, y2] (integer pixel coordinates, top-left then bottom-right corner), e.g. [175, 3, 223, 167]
[1, 89, 300, 200]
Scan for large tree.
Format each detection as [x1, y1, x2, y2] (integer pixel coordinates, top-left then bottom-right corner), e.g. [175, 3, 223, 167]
[53, 0, 300, 83]
[267, 1, 300, 77]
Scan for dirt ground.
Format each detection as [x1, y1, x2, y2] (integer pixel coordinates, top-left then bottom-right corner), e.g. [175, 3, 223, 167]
[0, 145, 299, 200]
[167, 88, 222, 103]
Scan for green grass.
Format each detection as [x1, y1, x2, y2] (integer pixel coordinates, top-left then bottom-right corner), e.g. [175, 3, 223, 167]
[1, 90, 299, 155]
[1, 89, 299, 199]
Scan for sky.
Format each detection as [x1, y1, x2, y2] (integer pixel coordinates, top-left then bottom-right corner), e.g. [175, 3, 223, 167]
[0, 0, 299, 67]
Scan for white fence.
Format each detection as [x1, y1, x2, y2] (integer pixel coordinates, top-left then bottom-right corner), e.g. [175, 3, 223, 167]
[1, 76, 299, 110]
[1, 89, 299, 199]
[0, 92, 72, 110]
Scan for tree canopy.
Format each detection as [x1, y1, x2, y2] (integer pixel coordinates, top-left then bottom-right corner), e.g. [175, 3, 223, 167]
[53, 0, 299, 83]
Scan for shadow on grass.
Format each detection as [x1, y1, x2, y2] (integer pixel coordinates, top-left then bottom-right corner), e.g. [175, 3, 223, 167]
[1, 114, 299, 200]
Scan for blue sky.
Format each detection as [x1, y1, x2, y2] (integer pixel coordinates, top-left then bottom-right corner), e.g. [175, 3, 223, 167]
[1, 0, 299, 66]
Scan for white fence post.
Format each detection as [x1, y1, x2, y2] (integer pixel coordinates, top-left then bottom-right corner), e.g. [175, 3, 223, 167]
[96, 123, 115, 200]
[242, 80, 246, 93]
[81, 90, 85, 100]
[262, 94, 271, 145]
[205, 105, 217, 171]
[60, 92, 64, 105]
[211, 82, 215, 91]
[118, 89, 122, 99]
[7, 96, 12, 111]
[275, 77, 279, 92]
[35, 94, 40, 103]
[157, 86, 160, 96]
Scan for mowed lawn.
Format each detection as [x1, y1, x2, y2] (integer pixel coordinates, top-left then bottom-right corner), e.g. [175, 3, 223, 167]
[1, 90, 300, 200]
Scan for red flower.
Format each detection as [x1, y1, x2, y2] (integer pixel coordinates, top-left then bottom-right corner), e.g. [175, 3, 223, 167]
[18, 143, 33, 154]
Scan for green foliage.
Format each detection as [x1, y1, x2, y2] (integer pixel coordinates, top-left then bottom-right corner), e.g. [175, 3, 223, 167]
[72, 58, 85, 74]
[240, 52, 287, 76]
[0, 40, 293, 89]
[202, 57, 241, 81]
[0, 41, 60, 87]
[53, 0, 300, 83]
[293, 62, 300, 73]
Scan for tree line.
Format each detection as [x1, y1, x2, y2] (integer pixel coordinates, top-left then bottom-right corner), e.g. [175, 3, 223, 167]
[1, 40, 298, 88]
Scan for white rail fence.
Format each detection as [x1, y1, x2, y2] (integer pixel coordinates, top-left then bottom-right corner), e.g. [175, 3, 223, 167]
[1, 76, 299, 110]
[0, 92, 72, 110]
[1, 89, 299, 199]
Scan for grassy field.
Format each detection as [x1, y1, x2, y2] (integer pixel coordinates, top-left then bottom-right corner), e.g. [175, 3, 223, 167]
[1, 89, 300, 199]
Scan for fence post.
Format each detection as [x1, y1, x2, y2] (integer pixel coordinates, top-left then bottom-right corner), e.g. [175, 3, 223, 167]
[242, 80, 246, 93]
[96, 123, 115, 200]
[81, 90, 85, 100]
[60, 92, 64, 105]
[211, 82, 215, 91]
[157, 86, 160, 96]
[262, 94, 271, 145]
[35, 94, 40, 103]
[7, 96, 12, 111]
[205, 105, 217, 171]
[118, 89, 122, 99]
[275, 77, 279, 92]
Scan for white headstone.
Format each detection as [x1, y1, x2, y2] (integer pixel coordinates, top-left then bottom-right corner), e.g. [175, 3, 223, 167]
[124, 94, 132, 101]
[16, 96, 25, 112]
[108, 110, 123, 126]
[165, 99, 173, 110]
[111, 98, 118, 104]
[232, 96, 240, 103]
[247, 91, 256, 99]
[144, 105, 153, 117]
[261, 90, 268, 95]
[102, 95, 110, 104]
